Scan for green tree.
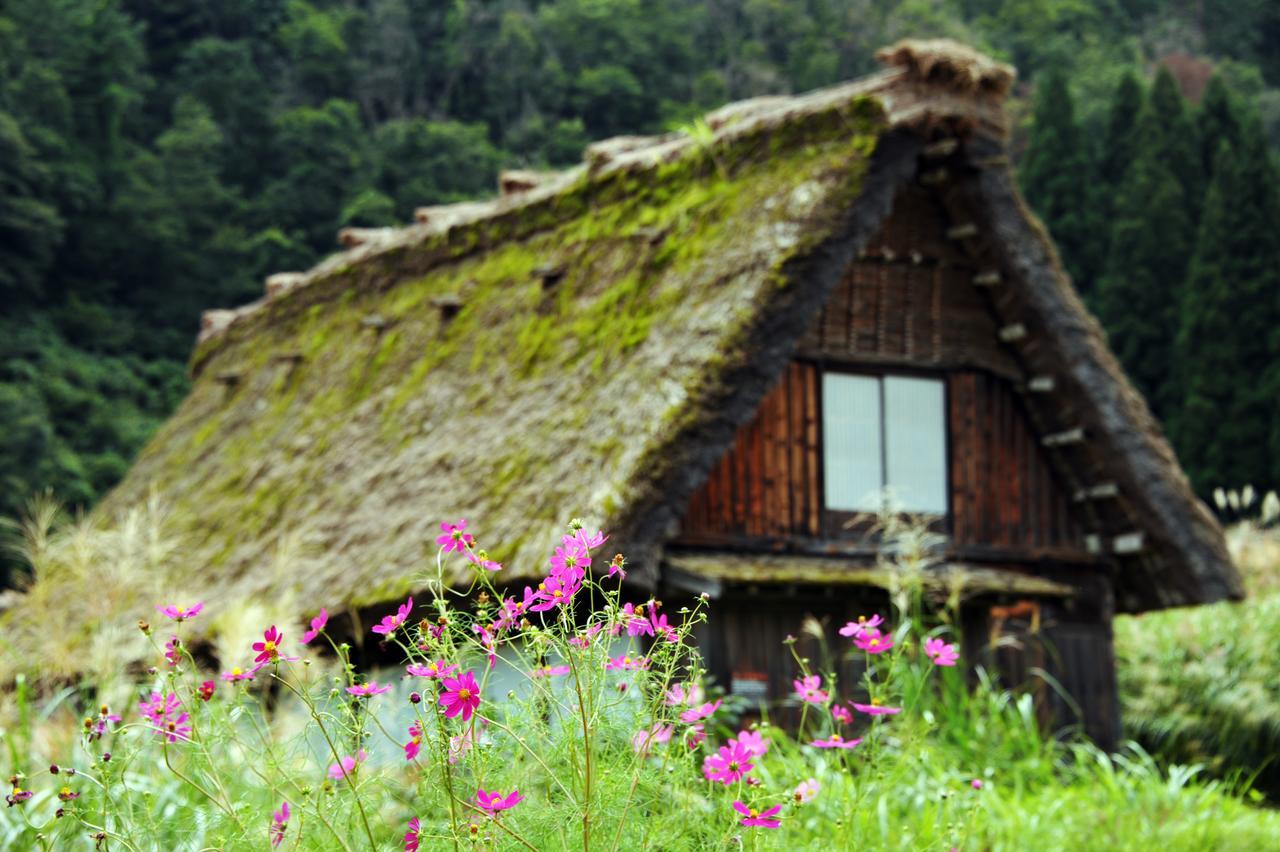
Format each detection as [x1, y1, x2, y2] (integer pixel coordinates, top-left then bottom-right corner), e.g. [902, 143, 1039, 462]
[1146, 68, 1203, 220]
[1198, 75, 1242, 176]
[1098, 71, 1143, 187]
[1020, 70, 1098, 291]
[1171, 116, 1280, 492]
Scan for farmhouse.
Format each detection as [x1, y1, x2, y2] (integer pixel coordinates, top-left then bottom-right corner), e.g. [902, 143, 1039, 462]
[89, 40, 1240, 748]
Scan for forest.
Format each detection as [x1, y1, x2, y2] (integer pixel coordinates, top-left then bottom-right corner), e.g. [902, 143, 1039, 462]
[2, 0, 1279, 567]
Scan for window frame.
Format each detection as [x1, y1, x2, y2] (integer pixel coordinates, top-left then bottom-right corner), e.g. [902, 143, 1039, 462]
[817, 364, 952, 537]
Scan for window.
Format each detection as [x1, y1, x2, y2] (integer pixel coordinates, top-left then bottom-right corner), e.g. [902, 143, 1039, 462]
[821, 373, 947, 515]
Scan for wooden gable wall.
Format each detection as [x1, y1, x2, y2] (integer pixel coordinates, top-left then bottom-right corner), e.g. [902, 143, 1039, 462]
[675, 186, 1088, 559]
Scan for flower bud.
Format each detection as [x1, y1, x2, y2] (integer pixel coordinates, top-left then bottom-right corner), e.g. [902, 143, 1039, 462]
[409, 692, 422, 704]
[137, 619, 151, 635]
[50, 764, 59, 775]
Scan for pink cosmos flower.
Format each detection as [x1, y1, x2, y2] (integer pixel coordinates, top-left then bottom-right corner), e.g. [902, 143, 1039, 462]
[649, 609, 678, 642]
[686, 724, 707, 748]
[569, 623, 602, 649]
[346, 681, 392, 697]
[163, 635, 181, 668]
[550, 543, 590, 577]
[732, 729, 769, 758]
[732, 801, 782, 828]
[467, 550, 503, 572]
[87, 706, 121, 740]
[405, 722, 424, 761]
[270, 801, 290, 848]
[253, 626, 298, 664]
[437, 519, 475, 553]
[198, 680, 216, 701]
[831, 704, 853, 725]
[472, 623, 498, 668]
[6, 787, 33, 806]
[327, 750, 367, 781]
[157, 602, 204, 622]
[838, 613, 884, 638]
[567, 528, 607, 550]
[611, 602, 655, 638]
[607, 553, 626, 580]
[405, 816, 421, 852]
[221, 662, 266, 682]
[680, 699, 722, 724]
[139, 692, 191, 741]
[530, 573, 581, 612]
[809, 733, 862, 749]
[605, 654, 650, 671]
[703, 741, 754, 784]
[495, 587, 537, 630]
[475, 788, 524, 816]
[925, 637, 960, 666]
[632, 723, 674, 755]
[301, 608, 328, 644]
[794, 779, 820, 804]
[972, 778, 984, 790]
[665, 682, 704, 707]
[372, 597, 414, 637]
[408, 659, 460, 679]
[854, 628, 894, 654]
[793, 674, 829, 704]
[532, 665, 571, 678]
[449, 729, 476, 764]
[852, 699, 902, 716]
[439, 671, 481, 721]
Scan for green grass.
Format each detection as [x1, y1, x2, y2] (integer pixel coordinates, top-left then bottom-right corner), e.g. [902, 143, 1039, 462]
[1117, 521, 1280, 794]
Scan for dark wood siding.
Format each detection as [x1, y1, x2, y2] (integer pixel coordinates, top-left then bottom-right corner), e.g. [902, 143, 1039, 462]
[681, 361, 821, 542]
[948, 371, 1084, 553]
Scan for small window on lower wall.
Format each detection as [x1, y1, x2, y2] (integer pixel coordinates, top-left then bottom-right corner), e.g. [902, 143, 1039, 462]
[821, 372, 947, 517]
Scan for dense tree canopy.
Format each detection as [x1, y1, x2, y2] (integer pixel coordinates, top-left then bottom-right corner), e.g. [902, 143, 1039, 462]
[3, 0, 1280, 582]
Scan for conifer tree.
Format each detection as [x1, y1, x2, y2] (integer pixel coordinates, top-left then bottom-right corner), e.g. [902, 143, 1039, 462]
[1146, 67, 1203, 220]
[1019, 70, 1096, 291]
[1172, 115, 1280, 493]
[1098, 72, 1143, 187]
[1197, 75, 1241, 176]
[1094, 98, 1196, 419]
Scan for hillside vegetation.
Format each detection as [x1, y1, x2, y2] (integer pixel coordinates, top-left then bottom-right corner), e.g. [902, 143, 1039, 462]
[4, 1, 1280, 585]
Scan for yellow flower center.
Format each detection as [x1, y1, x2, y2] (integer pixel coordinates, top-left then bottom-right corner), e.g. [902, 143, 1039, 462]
[872, 698, 882, 706]
[232, 667, 243, 676]
[869, 638, 880, 647]
[457, 688, 472, 700]
[263, 641, 277, 654]
[750, 809, 759, 818]
[830, 734, 841, 742]
[538, 582, 547, 592]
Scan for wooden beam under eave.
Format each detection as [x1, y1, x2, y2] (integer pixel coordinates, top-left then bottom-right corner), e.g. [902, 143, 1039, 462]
[1042, 427, 1085, 447]
[1027, 375, 1055, 393]
[1113, 532, 1145, 554]
[947, 223, 979, 240]
[1073, 483, 1119, 502]
[972, 270, 1001, 286]
[998, 323, 1027, 342]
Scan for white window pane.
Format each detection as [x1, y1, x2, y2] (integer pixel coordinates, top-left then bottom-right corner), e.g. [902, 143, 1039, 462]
[822, 373, 883, 511]
[883, 376, 947, 514]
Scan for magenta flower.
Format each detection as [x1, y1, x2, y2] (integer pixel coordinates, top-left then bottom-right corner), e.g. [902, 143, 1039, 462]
[809, 733, 862, 749]
[831, 704, 853, 725]
[530, 573, 581, 612]
[732, 729, 769, 757]
[253, 626, 298, 664]
[372, 597, 414, 637]
[139, 691, 191, 741]
[680, 699, 722, 724]
[569, 623, 602, 649]
[665, 682, 704, 707]
[838, 613, 883, 638]
[532, 665, 571, 678]
[163, 635, 181, 667]
[439, 670, 481, 721]
[221, 662, 266, 682]
[852, 699, 902, 716]
[437, 519, 475, 553]
[198, 680, 216, 701]
[466, 549, 503, 571]
[549, 542, 590, 576]
[301, 608, 328, 644]
[972, 778, 985, 790]
[475, 788, 524, 816]
[6, 787, 33, 806]
[566, 528, 606, 550]
[87, 706, 121, 740]
[449, 729, 476, 764]
[854, 628, 894, 654]
[405, 816, 422, 852]
[611, 602, 655, 638]
[605, 654, 650, 671]
[925, 637, 960, 666]
[407, 659, 460, 679]
[346, 681, 392, 697]
[157, 602, 204, 622]
[794, 778, 820, 804]
[327, 750, 366, 781]
[607, 553, 626, 579]
[632, 723, 674, 755]
[649, 609, 678, 642]
[405, 722, 424, 761]
[270, 801, 290, 848]
[686, 724, 707, 748]
[793, 674, 829, 704]
[732, 801, 782, 828]
[702, 741, 754, 784]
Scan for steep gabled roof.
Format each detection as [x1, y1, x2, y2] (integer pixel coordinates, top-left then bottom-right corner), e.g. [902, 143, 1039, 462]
[1, 41, 1239, 661]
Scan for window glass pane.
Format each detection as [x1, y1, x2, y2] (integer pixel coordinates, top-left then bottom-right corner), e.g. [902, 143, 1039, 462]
[822, 373, 883, 512]
[883, 376, 947, 514]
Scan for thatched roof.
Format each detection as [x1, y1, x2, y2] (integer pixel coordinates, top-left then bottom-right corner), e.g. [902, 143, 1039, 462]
[3, 41, 1239, 659]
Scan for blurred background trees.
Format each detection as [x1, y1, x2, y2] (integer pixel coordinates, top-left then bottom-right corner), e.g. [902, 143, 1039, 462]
[2, 0, 1280, 578]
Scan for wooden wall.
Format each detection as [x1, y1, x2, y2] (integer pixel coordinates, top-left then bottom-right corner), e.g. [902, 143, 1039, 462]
[677, 361, 1086, 555]
[948, 371, 1084, 552]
